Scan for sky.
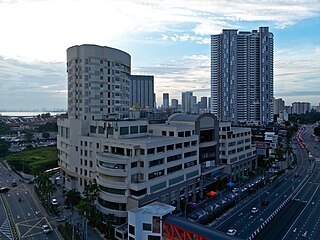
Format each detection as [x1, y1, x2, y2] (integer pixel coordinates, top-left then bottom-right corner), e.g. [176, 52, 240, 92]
[0, 0, 319, 110]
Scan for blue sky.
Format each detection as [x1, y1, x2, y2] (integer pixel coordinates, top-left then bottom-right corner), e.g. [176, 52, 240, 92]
[0, 0, 319, 110]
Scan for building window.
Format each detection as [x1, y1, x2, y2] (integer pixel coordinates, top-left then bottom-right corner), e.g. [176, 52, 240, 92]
[140, 125, 147, 133]
[149, 158, 164, 168]
[157, 146, 165, 153]
[120, 127, 129, 135]
[152, 217, 160, 233]
[130, 126, 138, 134]
[167, 154, 182, 163]
[167, 164, 182, 174]
[129, 225, 135, 235]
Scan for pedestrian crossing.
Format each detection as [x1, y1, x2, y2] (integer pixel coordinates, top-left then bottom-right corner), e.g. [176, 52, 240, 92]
[0, 219, 13, 240]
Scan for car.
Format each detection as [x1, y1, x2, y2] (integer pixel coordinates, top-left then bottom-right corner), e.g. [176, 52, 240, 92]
[0, 187, 10, 193]
[232, 188, 239, 193]
[226, 229, 237, 236]
[42, 224, 51, 233]
[294, 173, 299, 178]
[251, 207, 259, 213]
[261, 200, 270, 206]
[51, 198, 58, 205]
[196, 210, 208, 219]
[11, 180, 17, 187]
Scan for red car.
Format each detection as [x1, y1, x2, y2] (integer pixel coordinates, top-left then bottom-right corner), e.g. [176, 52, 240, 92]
[261, 200, 270, 206]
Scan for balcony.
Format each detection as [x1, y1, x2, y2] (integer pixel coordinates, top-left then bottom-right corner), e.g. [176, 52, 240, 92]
[96, 152, 130, 164]
[99, 190, 127, 204]
[97, 162, 127, 177]
[96, 175, 127, 189]
[96, 203, 127, 218]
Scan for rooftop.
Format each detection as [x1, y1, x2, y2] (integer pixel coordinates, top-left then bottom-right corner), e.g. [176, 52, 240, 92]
[129, 202, 175, 216]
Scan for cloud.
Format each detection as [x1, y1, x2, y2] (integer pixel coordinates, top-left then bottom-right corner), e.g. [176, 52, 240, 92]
[133, 54, 210, 104]
[1, 0, 319, 62]
[274, 44, 320, 104]
[0, 56, 66, 110]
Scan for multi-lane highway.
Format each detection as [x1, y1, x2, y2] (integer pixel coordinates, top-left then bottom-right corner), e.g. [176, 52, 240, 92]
[0, 163, 59, 240]
[213, 125, 315, 239]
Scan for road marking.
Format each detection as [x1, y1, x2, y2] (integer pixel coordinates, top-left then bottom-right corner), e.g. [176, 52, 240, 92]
[0, 219, 13, 240]
[16, 217, 51, 239]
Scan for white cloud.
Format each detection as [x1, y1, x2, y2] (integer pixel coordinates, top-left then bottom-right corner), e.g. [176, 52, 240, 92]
[0, 0, 319, 62]
[274, 45, 320, 105]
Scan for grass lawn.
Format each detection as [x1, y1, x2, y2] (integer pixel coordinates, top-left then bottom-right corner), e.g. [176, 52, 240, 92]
[5, 146, 58, 174]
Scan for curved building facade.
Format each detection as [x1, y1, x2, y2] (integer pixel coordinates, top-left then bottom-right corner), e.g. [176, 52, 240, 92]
[67, 44, 131, 121]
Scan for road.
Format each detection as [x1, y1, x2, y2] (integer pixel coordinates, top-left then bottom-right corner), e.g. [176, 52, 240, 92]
[256, 125, 320, 240]
[0, 163, 59, 240]
[213, 127, 313, 239]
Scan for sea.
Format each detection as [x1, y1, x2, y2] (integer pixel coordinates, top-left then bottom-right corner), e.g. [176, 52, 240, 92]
[0, 111, 67, 117]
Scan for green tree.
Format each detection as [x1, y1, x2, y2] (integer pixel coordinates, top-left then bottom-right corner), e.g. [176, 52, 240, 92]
[0, 123, 12, 135]
[24, 131, 34, 141]
[36, 122, 58, 132]
[314, 126, 320, 137]
[65, 189, 81, 240]
[83, 182, 99, 204]
[42, 132, 50, 140]
[0, 140, 10, 157]
[46, 182, 57, 202]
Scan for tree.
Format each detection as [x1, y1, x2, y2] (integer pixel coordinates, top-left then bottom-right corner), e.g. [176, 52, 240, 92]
[35, 173, 56, 202]
[0, 140, 10, 157]
[65, 189, 81, 240]
[83, 183, 99, 204]
[42, 132, 50, 140]
[0, 123, 12, 136]
[314, 126, 320, 137]
[24, 131, 34, 141]
[46, 182, 57, 202]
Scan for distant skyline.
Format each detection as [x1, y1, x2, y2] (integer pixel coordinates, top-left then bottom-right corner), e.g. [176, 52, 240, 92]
[0, 0, 319, 110]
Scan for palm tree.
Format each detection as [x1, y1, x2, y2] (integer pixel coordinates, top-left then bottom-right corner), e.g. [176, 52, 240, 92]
[65, 189, 81, 240]
[46, 182, 57, 202]
[35, 173, 51, 200]
[83, 182, 99, 204]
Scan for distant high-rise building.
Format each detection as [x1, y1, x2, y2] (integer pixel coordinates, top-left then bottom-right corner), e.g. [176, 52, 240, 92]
[274, 98, 285, 115]
[292, 102, 311, 114]
[191, 96, 197, 113]
[200, 97, 208, 109]
[163, 93, 169, 110]
[182, 91, 193, 113]
[130, 75, 155, 109]
[66, 44, 131, 120]
[211, 27, 274, 125]
[171, 99, 178, 110]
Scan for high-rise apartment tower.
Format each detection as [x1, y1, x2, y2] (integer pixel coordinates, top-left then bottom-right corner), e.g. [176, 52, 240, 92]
[211, 27, 274, 125]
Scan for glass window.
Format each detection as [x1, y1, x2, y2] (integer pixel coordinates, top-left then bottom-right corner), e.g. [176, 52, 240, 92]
[130, 126, 138, 134]
[129, 225, 135, 235]
[120, 127, 129, 135]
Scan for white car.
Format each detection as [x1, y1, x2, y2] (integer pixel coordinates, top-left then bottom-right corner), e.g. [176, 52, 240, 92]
[227, 229, 237, 236]
[42, 224, 51, 233]
[51, 198, 58, 205]
[251, 207, 259, 213]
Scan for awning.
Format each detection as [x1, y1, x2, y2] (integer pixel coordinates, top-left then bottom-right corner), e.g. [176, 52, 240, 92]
[240, 176, 248, 180]
[206, 191, 217, 197]
[226, 181, 234, 187]
[187, 201, 196, 206]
